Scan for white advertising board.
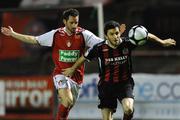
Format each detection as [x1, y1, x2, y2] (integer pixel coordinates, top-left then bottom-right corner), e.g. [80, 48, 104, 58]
[0, 81, 5, 116]
[69, 73, 180, 119]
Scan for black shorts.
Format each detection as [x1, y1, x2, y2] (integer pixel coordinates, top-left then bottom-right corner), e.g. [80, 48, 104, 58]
[97, 81, 134, 112]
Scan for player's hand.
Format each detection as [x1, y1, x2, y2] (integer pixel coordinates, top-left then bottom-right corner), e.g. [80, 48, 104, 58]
[162, 38, 176, 47]
[62, 67, 76, 77]
[120, 24, 126, 34]
[1, 26, 14, 36]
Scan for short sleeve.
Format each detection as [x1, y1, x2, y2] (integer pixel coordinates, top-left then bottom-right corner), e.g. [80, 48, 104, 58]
[82, 30, 103, 48]
[35, 30, 57, 47]
[84, 46, 98, 61]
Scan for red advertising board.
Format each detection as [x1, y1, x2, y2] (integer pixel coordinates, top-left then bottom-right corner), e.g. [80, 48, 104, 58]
[0, 76, 54, 120]
[0, 13, 33, 59]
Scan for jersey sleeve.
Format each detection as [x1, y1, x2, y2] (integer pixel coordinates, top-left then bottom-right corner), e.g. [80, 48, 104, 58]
[35, 30, 57, 47]
[82, 30, 103, 48]
[84, 46, 98, 61]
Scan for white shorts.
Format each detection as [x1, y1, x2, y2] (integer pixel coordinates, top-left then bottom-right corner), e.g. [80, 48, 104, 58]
[53, 74, 82, 102]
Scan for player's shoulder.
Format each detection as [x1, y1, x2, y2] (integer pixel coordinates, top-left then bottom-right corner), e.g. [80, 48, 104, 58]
[121, 37, 137, 48]
[94, 40, 105, 47]
[121, 37, 130, 42]
[87, 41, 105, 53]
[76, 27, 85, 32]
[80, 28, 94, 36]
[76, 27, 85, 34]
[121, 37, 132, 45]
[56, 27, 66, 35]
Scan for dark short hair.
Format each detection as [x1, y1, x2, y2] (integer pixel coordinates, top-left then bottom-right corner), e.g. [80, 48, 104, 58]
[63, 8, 79, 20]
[104, 20, 120, 35]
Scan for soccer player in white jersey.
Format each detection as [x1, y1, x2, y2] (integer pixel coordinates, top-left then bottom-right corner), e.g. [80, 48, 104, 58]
[1, 8, 104, 120]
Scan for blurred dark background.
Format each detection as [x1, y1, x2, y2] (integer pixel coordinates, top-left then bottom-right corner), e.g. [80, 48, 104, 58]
[0, 0, 180, 76]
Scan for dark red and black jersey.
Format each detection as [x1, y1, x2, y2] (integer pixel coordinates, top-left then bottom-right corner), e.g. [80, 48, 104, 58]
[84, 37, 136, 83]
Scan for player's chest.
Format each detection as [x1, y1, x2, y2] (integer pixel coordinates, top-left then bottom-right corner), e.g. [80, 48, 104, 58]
[100, 47, 130, 65]
[54, 34, 84, 49]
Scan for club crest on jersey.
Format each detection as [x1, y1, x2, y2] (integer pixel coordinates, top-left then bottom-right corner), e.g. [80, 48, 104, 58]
[122, 48, 129, 54]
[66, 41, 71, 47]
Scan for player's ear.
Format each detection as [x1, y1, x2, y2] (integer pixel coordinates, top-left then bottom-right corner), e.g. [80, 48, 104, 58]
[120, 24, 126, 34]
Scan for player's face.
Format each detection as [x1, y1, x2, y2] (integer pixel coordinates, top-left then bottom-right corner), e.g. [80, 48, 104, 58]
[105, 27, 121, 47]
[64, 16, 79, 34]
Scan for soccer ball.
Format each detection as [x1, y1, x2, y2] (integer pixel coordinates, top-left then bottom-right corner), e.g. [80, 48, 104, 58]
[128, 25, 148, 46]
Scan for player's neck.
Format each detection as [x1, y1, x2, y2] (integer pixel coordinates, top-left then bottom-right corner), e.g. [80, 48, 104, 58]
[106, 39, 122, 49]
[64, 27, 73, 36]
[106, 40, 118, 49]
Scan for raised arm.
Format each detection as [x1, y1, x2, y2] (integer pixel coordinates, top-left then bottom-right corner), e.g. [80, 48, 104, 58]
[120, 24, 126, 35]
[1, 26, 38, 44]
[148, 33, 176, 47]
[62, 55, 86, 77]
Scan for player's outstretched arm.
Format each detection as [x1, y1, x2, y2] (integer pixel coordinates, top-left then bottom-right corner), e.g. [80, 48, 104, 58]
[62, 56, 86, 77]
[148, 33, 176, 47]
[1, 26, 38, 44]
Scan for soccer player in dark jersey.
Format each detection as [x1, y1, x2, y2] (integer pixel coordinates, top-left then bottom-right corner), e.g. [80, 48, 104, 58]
[62, 20, 176, 120]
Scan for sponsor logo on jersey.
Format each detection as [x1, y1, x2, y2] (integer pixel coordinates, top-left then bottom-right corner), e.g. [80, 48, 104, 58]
[59, 50, 80, 62]
[105, 55, 128, 65]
